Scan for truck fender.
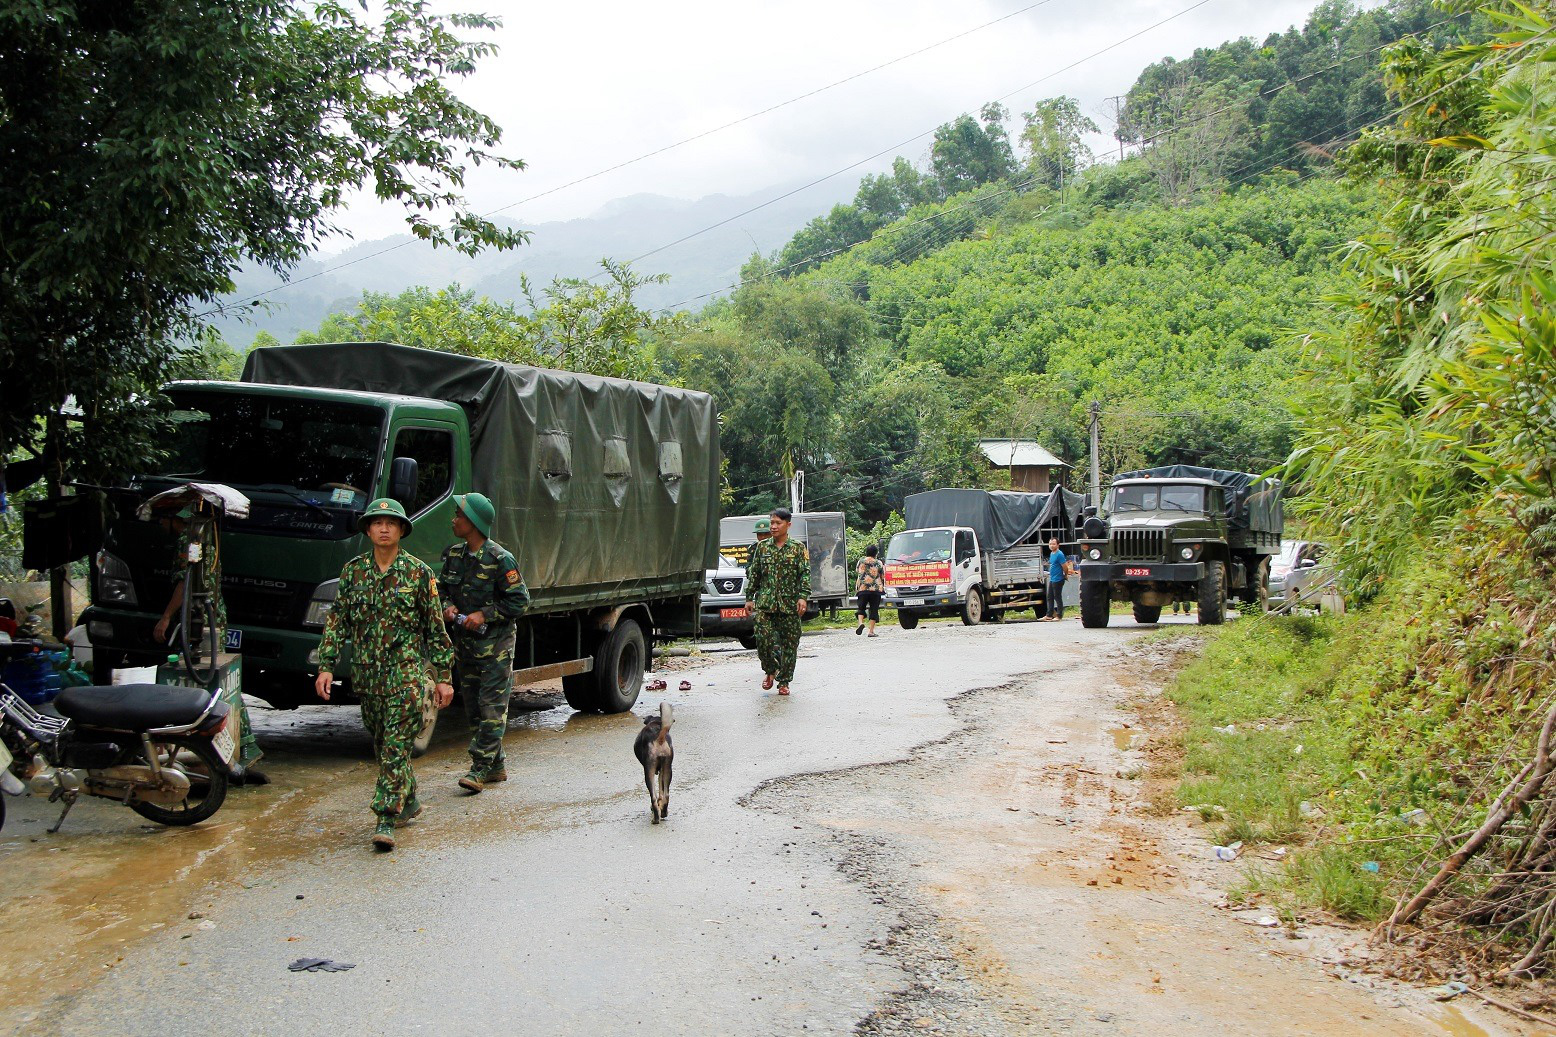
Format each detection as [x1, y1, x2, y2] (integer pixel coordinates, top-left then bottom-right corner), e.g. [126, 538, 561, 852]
[589, 604, 652, 633]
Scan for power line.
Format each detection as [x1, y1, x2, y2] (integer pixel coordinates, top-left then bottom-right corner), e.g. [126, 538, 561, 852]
[201, 1, 1061, 320]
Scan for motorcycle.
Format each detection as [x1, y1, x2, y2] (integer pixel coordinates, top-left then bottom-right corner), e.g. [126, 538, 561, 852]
[0, 638, 237, 833]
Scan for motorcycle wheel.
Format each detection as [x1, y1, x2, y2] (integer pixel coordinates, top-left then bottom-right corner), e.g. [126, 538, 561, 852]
[129, 736, 230, 826]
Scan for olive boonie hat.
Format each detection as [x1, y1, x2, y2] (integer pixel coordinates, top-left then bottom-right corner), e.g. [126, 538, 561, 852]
[753, 517, 771, 533]
[454, 492, 496, 538]
[359, 497, 413, 536]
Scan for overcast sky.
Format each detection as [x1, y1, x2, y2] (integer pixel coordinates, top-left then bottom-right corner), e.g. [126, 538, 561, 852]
[323, 0, 1370, 252]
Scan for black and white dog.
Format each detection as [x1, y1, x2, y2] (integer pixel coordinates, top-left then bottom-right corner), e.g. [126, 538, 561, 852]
[633, 702, 674, 824]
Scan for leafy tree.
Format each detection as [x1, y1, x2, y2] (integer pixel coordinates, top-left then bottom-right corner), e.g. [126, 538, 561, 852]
[1020, 97, 1100, 193]
[930, 103, 1017, 197]
[0, 0, 526, 492]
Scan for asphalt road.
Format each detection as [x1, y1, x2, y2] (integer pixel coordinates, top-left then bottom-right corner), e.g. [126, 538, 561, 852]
[0, 615, 1522, 1037]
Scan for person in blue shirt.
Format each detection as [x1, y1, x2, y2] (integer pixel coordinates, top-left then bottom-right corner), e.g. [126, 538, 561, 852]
[1043, 537, 1069, 621]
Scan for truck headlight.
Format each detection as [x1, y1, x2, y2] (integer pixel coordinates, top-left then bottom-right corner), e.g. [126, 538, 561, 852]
[1088, 548, 1101, 560]
[95, 550, 138, 605]
[935, 584, 951, 594]
[303, 579, 339, 628]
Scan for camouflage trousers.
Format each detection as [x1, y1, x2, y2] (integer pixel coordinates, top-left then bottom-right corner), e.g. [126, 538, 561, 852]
[455, 637, 514, 776]
[359, 684, 426, 819]
[753, 607, 802, 685]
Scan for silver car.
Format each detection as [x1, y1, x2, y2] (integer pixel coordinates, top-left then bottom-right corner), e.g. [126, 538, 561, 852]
[699, 554, 756, 648]
[1269, 540, 1330, 609]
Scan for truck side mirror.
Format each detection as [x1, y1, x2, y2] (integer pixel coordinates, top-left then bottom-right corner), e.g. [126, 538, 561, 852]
[389, 456, 420, 508]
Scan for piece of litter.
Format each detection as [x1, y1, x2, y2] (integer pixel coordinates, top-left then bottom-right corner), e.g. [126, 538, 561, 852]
[1398, 808, 1427, 826]
[288, 958, 356, 973]
[1361, 861, 1380, 873]
[1214, 841, 1243, 862]
[196, 919, 217, 931]
[1007, 806, 1021, 812]
[1293, 744, 1304, 755]
[1046, 739, 1068, 744]
[1254, 916, 1279, 927]
[1212, 724, 1236, 735]
[1430, 981, 1468, 1001]
[1298, 801, 1323, 819]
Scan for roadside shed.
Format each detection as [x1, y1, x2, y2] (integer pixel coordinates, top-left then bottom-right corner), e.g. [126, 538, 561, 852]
[977, 439, 1069, 493]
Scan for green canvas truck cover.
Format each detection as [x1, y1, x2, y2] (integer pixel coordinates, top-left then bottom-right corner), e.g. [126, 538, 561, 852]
[904, 488, 1084, 552]
[241, 342, 720, 612]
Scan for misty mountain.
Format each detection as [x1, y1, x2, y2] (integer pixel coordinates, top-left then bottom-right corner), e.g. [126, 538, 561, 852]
[214, 180, 856, 347]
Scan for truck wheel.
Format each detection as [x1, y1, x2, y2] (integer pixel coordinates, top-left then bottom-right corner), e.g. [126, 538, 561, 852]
[960, 588, 984, 626]
[986, 608, 1005, 624]
[593, 618, 645, 714]
[1198, 561, 1226, 625]
[1080, 582, 1110, 628]
[1132, 603, 1162, 624]
[898, 610, 920, 630]
[736, 635, 757, 650]
[1249, 559, 1270, 612]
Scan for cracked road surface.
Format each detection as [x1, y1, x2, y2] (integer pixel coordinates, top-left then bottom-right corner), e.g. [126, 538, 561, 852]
[0, 617, 1525, 1035]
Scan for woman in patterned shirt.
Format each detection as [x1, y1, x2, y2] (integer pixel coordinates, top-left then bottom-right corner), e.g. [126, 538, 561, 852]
[855, 543, 886, 637]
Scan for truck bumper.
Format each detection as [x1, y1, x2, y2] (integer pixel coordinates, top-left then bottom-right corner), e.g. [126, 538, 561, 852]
[82, 605, 326, 675]
[1079, 562, 1205, 582]
[884, 592, 959, 611]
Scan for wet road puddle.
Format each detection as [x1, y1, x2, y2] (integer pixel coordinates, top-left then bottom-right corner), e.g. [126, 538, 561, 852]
[1108, 725, 1148, 751]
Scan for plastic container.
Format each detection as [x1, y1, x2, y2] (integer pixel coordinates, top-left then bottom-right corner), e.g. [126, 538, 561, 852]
[2, 650, 64, 705]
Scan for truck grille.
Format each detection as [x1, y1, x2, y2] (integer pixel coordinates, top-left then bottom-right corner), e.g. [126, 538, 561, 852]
[1111, 529, 1165, 562]
[712, 576, 744, 595]
[223, 581, 308, 627]
[890, 585, 935, 595]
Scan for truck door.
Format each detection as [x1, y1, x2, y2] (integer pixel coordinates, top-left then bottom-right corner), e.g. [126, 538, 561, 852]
[955, 529, 978, 592]
[386, 423, 461, 561]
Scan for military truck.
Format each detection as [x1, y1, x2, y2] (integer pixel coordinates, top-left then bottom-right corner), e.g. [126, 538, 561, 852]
[883, 488, 1083, 627]
[1076, 465, 1282, 627]
[83, 342, 720, 714]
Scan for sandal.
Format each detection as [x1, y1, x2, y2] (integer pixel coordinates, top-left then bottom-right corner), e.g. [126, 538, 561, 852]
[678, 680, 692, 691]
[777, 686, 790, 696]
[645, 678, 667, 691]
[762, 675, 774, 690]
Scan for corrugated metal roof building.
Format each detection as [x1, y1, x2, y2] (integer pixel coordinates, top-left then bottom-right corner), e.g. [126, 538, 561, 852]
[978, 439, 1069, 493]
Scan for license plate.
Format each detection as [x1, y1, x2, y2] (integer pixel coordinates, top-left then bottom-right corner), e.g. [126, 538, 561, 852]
[223, 628, 242, 651]
[902, 598, 925, 606]
[212, 716, 238, 766]
[720, 607, 749, 619]
[1124, 567, 1152, 578]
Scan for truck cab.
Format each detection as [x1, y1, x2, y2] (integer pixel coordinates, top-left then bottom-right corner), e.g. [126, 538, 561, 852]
[85, 381, 469, 703]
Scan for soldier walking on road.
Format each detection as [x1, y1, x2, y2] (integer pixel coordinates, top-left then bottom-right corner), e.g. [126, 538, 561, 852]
[316, 498, 454, 852]
[438, 492, 530, 794]
[745, 506, 810, 696]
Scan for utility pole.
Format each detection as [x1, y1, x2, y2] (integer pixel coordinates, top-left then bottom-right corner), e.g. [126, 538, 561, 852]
[1105, 95, 1126, 161]
[790, 470, 804, 514]
[1087, 401, 1102, 512]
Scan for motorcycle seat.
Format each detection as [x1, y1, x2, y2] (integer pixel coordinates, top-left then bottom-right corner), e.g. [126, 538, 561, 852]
[52, 684, 215, 732]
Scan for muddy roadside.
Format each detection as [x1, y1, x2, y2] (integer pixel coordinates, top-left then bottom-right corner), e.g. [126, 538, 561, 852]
[748, 637, 1532, 1036]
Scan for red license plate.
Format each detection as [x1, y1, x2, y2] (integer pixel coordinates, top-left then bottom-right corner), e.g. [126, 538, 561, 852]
[720, 607, 749, 619]
[1124, 567, 1152, 578]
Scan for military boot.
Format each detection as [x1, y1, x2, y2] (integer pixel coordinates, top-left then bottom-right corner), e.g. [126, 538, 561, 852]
[482, 767, 507, 784]
[458, 772, 485, 794]
[372, 818, 396, 851]
[394, 797, 423, 827]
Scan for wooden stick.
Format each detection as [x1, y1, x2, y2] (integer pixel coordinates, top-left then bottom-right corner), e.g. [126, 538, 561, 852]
[1466, 985, 1556, 1028]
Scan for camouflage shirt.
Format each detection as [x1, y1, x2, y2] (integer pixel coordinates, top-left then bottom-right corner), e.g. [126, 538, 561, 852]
[745, 537, 811, 614]
[318, 550, 454, 693]
[437, 538, 530, 626]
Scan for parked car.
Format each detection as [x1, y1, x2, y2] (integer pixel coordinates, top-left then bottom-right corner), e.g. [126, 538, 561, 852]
[700, 554, 756, 648]
[1269, 540, 1330, 609]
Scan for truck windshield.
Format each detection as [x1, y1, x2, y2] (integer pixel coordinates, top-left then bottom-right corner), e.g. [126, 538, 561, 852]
[1110, 484, 1206, 514]
[159, 391, 383, 503]
[886, 529, 953, 564]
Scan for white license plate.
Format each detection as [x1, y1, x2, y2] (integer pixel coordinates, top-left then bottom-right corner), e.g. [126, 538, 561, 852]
[223, 628, 242, 651]
[901, 598, 925, 606]
[212, 717, 238, 766]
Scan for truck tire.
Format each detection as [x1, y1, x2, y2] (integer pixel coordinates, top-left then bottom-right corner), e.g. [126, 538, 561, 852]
[410, 691, 439, 758]
[1132, 603, 1162, 624]
[898, 611, 920, 630]
[960, 588, 984, 626]
[1248, 559, 1270, 612]
[736, 634, 758, 650]
[1198, 561, 1226, 625]
[1080, 582, 1110, 628]
[592, 618, 645, 714]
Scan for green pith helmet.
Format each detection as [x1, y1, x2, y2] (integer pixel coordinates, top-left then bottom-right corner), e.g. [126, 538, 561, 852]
[359, 497, 413, 536]
[753, 517, 771, 533]
[454, 492, 496, 538]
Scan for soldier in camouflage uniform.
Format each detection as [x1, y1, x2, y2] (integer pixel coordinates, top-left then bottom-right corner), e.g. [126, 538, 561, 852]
[438, 492, 530, 793]
[744, 506, 810, 696]
[316, 498, 454, 851]
[153, 511, 265, 781]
